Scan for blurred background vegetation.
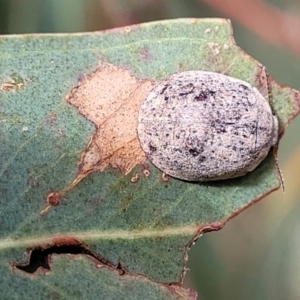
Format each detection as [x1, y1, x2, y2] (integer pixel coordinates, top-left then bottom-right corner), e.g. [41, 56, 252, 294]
[1, 1, 300, 299]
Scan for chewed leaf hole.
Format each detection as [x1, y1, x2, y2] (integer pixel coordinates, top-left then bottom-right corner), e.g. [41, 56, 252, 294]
[14, 239, 123, 275]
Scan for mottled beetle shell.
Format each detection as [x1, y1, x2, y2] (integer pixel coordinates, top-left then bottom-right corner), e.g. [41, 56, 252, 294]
[137, 71, 278, 181]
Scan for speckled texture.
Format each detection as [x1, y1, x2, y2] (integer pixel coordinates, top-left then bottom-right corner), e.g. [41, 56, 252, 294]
[137, 71, 278, 181]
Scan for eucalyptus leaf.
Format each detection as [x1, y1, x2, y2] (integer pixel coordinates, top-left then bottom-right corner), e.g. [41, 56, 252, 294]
[0, 18, 299, 299]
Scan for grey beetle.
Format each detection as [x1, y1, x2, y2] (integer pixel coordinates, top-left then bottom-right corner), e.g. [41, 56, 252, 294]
[137, 71, 278, 181]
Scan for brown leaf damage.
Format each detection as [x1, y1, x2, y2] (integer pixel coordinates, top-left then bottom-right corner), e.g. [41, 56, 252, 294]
[66, 63, 154, 184]
[1, 81, 24, 91]
[12, 236, 196, 299]
[12, 237, 121, 275]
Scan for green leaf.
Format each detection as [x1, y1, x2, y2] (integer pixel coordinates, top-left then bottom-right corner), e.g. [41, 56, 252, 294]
[0, 18, 299, 299]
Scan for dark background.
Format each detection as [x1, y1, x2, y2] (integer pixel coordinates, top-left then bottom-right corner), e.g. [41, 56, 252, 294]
[1, 1, 300, 299]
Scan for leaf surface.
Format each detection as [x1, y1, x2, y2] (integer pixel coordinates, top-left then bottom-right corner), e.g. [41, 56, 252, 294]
[0, 18, 299, 298]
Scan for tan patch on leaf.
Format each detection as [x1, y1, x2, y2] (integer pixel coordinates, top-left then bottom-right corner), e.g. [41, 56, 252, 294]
[1, 81, 24, 91]
[66, 63, 154, 182]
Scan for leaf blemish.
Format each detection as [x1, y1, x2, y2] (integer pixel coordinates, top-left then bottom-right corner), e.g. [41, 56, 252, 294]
[130, 173, 140, 183]
[40, 192, 63, 215]
[1, 81, 23, 91]
[161, 173, 170, 182]
[0, 74, 26, 91]
[66, 63, 155, 185]
[47, 192, 62, 206]
[142, 169, 150, 177]
[140, 47, 152, 61]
